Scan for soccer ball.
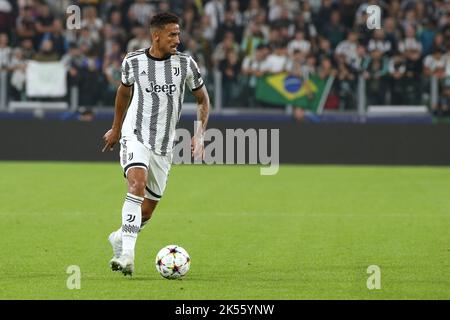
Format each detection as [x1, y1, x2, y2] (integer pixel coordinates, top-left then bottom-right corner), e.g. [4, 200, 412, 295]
[155, 245, 191, 279]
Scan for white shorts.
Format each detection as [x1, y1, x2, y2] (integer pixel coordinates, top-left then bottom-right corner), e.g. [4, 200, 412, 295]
[119, 137, 172, 201]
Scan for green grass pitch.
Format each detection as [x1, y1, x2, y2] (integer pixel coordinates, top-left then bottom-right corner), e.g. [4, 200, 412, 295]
[0, 162, 449, 299]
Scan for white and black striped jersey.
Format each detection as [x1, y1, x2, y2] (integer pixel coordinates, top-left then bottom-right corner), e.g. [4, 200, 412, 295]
[120, 48, 204, 156]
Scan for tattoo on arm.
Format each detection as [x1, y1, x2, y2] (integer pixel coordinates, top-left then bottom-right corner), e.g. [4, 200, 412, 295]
[195, 87, 210, 132]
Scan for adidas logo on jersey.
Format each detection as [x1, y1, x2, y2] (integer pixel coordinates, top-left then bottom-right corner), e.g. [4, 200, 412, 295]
[140, 70, 147, 76]
[145, 81, 176, 95]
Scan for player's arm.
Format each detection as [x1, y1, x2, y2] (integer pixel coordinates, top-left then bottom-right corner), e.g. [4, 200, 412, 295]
[102, 84, 133, 152]
[191, 85, 210, 159]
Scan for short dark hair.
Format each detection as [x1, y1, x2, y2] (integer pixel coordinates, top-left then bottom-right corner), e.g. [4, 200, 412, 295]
[150, 12, 180, 31]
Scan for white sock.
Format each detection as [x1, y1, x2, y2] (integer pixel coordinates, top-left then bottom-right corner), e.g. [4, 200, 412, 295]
[113, 215, 149, 242]
[121, 193, 143, 257]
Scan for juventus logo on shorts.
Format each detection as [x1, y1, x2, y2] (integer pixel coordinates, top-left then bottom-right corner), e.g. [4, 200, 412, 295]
[173, 67, 180, 76]
[128, 153, 133, 161]
[126, 214, 136, 223]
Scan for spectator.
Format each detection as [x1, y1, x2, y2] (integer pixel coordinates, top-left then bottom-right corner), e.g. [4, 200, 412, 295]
[388, 52, 407, 104]
[401, 9, 419, 31]
[303, 54, 317, 78]
[102, 23, 120, 58]
[126, 25, 151, 53]
[316, 37, 333, 63]
[423, 46, 447, 111]
[398, 25, 422, 55]
[184, 37, 207, 79]
[443, 26, 450, 50]
[322, 10, 346, 49]
[260, 42, 289, 74]
[367, 29, 393, 56]
[180, 5, 196, 45]
[271, 6, 293, 41]
[384, 17, 400, 54]
[33, 39, 59, 62]
[349, 44, 366, 73]
[127, 0, 155, 28]
[15, 5, 36, 45]
[387, 0, 402, 20]
[334, 31, 358, 67]
[0, 32, 11, 70]
[241, 21, 266, 57]
[268, 0, 289, 23]
[204, 0, 225, 35]
[0, 0, 14, 36]
[212, 31, 239, 68]
[292, 3, 317, 41]
[200, 14, 215, 43]
[402, 27, 423, 105]
[266, 27, 281, 49]
[314, 0, 334, 33]
[20, 38, 35, 60]
[228, 0, 244, 27]
[77, 27, 98, 55]
[243, 0, 262, 25]
[362, 48, 389, 105]
[103, 56, 122, 105]
[424, 46, 447, 79]
[288, 30, 311, 55]
[214, 10, 243, 45]
[219, 49, 241, 106]
[241, 43, 269, 107]
[318, 57, 339, 110]
[287, 49, 309, 120]
[430, 33, 445, 56]
[9, 48, 27, 100]
[419, 18, 438, 56]
[81, 5, 103, 44]
[104, 40, 122, 71]
[254, 10, 270, 40]
[338, 0, 358, 30]
[438, 80, 450, 116]
[108, 10, 127, 46]
[79, 49, 102, 107]
[61, 42, 85, 90]
[336, 59, 357, 110]
[41, 19, 68, 58]
[35, 2, 55, 46]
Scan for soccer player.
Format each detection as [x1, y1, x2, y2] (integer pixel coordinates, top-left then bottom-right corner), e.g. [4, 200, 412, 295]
[102, 12, 210, 276]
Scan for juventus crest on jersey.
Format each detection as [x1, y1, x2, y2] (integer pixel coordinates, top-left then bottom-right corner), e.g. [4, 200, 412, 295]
[120, 48, 204, 156]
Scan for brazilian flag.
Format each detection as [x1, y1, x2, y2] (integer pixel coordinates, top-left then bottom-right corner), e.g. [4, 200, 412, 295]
[255, 73, 328, 111]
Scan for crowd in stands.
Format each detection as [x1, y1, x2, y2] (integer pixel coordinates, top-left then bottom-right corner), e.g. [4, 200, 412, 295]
[0, 0, 449, 118]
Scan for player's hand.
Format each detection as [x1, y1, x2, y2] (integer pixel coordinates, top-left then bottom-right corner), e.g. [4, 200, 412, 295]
[191, 135, 205, 161]
[102, 128, 120, 152]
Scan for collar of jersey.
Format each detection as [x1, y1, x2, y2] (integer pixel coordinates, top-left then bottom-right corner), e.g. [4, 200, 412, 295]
[146, 48, 172, 61]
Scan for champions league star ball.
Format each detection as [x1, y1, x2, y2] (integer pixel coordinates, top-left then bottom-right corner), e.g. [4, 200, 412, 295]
[155, 245, 191, 279]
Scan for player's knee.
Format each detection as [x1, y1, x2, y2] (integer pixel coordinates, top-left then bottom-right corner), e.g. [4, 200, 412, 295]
[128, 178, 146, 196]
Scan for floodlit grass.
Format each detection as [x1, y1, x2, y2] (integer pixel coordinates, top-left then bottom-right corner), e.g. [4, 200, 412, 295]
[0, 162, 449, 299]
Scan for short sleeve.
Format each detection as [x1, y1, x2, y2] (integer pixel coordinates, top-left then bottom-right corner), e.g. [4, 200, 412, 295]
[186, 56, 204, 91]
[121, 58, 135, 87]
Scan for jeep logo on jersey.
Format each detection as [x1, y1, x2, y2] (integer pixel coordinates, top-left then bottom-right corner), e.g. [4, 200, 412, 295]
[145, 82, 176, 95]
